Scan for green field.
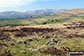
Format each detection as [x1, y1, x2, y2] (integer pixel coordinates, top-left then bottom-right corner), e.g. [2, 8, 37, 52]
[0, 16, 84, 26]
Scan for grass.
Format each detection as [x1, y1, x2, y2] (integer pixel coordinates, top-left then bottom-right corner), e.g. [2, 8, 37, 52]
[0, 37, 84, 56]
[0, 19, 32, 26]
[1, 15, 84, 56]
[40, 18, 71, 24]
[0, 16, 84, 26]
[0, 17, 48, 26]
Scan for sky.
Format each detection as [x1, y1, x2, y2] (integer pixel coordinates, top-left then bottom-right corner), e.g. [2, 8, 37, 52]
[0, 0, 84, 12]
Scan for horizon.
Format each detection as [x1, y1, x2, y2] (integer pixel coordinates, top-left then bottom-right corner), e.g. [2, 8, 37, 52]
[0, 0, 84, 12]
[0, 8, 83, 12]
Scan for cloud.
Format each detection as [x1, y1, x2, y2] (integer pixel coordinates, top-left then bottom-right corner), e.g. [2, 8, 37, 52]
[0, 0, 54, 8]
[0, 0, 38, 8]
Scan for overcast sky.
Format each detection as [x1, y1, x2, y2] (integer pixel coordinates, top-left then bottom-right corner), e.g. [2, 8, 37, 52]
[0, 0, 84, 11]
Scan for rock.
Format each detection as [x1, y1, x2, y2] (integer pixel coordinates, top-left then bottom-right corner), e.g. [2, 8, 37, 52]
[46, 39, 60, 45]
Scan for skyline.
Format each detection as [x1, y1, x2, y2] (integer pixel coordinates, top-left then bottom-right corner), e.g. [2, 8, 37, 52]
[0, 0, 84, 12]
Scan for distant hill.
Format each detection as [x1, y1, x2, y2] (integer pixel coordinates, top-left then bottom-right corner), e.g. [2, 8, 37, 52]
[0, 9, 68, 19]
[1, 9, 84, 19]
[59, 9, 84, 17]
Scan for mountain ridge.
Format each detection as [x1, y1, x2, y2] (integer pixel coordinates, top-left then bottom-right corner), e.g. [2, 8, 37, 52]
[0, 9, 68, 19]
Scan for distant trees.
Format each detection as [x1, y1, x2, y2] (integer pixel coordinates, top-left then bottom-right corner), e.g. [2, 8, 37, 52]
[42, 19, 61, 25]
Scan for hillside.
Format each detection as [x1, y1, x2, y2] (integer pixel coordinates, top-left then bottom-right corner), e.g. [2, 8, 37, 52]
[58, 9, 84, 18]
[0, 9, 84, 56]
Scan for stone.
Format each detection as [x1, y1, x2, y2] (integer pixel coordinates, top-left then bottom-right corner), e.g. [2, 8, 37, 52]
[46, 39, 60, 45]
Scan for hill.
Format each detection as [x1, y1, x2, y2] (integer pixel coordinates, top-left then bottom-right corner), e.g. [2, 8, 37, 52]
[0, 9, 67, 19]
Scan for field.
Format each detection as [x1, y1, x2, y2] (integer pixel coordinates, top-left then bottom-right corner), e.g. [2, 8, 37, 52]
[0, 12, 84, 56]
